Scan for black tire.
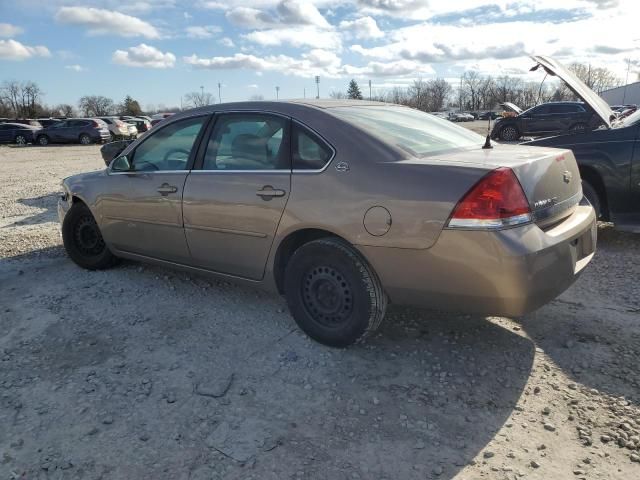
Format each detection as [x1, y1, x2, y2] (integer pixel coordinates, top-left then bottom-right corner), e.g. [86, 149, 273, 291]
[14, 134, 27, 146]
[284, 237, 387, 347]
[582, 180, 602, 219]
[62, 202, 118, 270]
[79, 133, 91, 145]
[499, 125, 520, 142]
[37, 135, 49, 146]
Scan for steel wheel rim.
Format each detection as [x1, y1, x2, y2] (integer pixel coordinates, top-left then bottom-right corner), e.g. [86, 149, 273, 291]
[301, 266, 353, 328]
[73, 214, 105, 256]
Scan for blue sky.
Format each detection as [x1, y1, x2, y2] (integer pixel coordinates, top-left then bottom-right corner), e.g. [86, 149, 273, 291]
[0, 0, 636, 110]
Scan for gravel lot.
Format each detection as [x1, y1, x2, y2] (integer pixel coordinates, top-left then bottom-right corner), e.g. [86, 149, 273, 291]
[1, 144, 639, 480]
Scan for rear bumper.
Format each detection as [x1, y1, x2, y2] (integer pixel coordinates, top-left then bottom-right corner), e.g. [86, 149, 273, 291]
[357, 205, 597, 316]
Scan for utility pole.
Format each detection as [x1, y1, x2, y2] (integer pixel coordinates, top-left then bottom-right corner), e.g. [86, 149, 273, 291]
[315, 76, 320, 99]
[275, 86, 280, 100]
[218, 82, 222, 103]
[622, 58, 631, 104]
[304, 87, 306, 99]
[200, 85, 204, 97]
[368, 79, 372, 100]
[459, 76, 463, 113]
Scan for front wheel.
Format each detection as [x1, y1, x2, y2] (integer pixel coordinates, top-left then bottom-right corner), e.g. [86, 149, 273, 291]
[284, 238, 387, 347]
[37, 135, 49, 146]
[499, 125, 520, 142]
[62, 202, 118, 270]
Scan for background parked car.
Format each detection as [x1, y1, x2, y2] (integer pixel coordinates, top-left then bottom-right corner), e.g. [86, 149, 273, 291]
[97, 116, 135, 141]
[491, 101, 602, 141]
[125, 117, 151, 133]
[448, 112, 474, 122]
[478, 111, 501, 120]
[37, 118, 63, 128]
[36, 118, 110, 146]
[3, 119, 42, 128]
[0, 122, 39, 145]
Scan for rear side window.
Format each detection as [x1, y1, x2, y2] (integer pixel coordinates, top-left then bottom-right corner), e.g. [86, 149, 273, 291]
[203, 113, 289, 170]
[131, 116, 207, 172]
[530, 105, 550, 115]
[292, 123, 332, 170]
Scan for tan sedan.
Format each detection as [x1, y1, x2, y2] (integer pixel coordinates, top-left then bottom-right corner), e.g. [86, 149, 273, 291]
[59, 100, 596, 346]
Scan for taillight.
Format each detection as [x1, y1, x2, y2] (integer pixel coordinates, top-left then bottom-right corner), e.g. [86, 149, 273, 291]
[447, 167, 532, 229]
[92, 120, 101, 128]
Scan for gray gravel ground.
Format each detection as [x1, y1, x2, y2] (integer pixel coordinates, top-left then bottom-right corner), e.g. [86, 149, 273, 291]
[1, 144, 639, 480]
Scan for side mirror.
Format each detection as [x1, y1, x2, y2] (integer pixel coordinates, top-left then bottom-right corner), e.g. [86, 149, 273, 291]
[100, 139, 133, 166]
[111, 155, 132, 172]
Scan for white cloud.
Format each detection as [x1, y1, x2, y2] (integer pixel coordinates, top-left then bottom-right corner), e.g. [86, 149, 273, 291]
[113, 44, 176, 68]
[339, 16, 384, 39]
[248, 83, 259, 88]
[55, 7, 160, 39]
[186, 25, 222, 38]
[243, 25, 341, 50]
[0, 39, 50, 61]
[0, 23, 23, 38]
[226, 1, 331, 29]
[220, 37, 235, 47]
[65, 64, 86, 72]
[184, 48, 430, 79]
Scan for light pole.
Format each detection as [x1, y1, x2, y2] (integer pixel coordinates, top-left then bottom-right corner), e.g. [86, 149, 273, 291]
[275, 86, 280, 100]
[218, 82, 222, 103]
[622, 58, 632, 104]
[315, 76, 320, 99]
[200, 85, 204, 97]
[368, 79, 372, 101]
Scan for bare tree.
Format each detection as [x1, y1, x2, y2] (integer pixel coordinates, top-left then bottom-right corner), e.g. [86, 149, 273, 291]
[408, 78, 429, 111]
[0, 80, 43, 117]
[184, 91, 214, 108]
[425, 78, 452, 112]
[55, 104, 75, 117]
[78, 95, 114, 116]
[329, 90, 346, 99]
[249, 94, 265, 101]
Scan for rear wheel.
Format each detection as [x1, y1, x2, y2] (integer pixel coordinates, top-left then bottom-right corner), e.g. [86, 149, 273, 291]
[37, 135, 49, 146]
[499, 125, 520, 142]
[14, 134, 27, 146]
[284, 237, 387, 347]
[79, 133, 91, 145]
[582, 180, 602, 219]
[62, 202, 118, 270]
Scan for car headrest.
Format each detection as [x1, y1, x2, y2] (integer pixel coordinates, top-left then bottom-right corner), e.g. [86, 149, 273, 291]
[231, 133, 267, 164]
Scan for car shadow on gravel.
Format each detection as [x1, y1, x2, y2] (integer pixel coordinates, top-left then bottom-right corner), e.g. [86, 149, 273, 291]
[519, 225, 640, 407]
[2, 193, 60, 227]
[0, 251, 536, 479]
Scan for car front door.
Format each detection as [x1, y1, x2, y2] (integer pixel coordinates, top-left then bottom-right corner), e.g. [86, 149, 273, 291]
[521, 105, 550, 134]
[182, 112, 291, 280]
[99, 115, 210, 263]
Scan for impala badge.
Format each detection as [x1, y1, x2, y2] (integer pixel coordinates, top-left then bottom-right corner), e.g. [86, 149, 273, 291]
[562, 170, 572, 184]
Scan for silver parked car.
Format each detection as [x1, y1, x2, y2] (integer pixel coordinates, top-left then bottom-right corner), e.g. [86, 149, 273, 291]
[59, 98, 596, 346]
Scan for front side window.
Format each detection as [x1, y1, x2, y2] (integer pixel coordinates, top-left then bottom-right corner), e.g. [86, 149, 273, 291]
[203, 113, 289, 170]
[131, 116, 206, 172]
[292, 123, 332, 170]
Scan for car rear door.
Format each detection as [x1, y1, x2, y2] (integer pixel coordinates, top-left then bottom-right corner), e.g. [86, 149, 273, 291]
[182, 112, 291, 280]
[99, 114, 210, 263]
[522, 105, 551, 134]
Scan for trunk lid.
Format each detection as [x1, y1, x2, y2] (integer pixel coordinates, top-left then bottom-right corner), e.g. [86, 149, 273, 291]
[425, 144, 583, 227]
[530, 55, 614, 129]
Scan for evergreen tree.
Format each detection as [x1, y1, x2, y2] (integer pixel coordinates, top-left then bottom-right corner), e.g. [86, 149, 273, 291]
[347, 79, 363, 100]
[122, 95, 142, 116]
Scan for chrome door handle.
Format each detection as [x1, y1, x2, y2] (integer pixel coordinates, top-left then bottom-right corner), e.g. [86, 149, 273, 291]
[157, 183, 178, 195]
[256, 186, 286, 200]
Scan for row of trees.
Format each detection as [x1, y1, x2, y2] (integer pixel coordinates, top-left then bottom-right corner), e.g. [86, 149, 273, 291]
[331, 63, 622, 113]
[0, 62, 623, 118]
[0, 80, 213, 119]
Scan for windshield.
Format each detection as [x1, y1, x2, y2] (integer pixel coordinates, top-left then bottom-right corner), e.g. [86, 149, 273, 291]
[329, 105, 484, 157]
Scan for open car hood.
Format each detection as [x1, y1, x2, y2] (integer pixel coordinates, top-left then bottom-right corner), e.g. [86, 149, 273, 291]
[500, 102, 523, 114]
[530, 55, 614, 129]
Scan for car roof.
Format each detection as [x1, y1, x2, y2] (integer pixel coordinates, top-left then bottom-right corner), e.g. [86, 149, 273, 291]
[2, 122, 33, 127]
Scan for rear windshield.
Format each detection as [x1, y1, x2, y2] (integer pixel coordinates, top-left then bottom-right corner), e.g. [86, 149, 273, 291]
[329, 106, 483, 157]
